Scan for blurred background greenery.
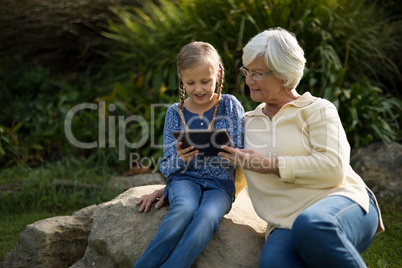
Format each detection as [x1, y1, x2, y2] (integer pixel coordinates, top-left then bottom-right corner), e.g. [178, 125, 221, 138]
[0, 0, 401, 266]
[1, 0, 401, 169]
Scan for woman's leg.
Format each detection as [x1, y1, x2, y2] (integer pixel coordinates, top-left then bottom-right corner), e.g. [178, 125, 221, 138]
[162, 182, 232, 268]
[133, 180, 202, 268]
[260, 228, 307, 268]
[292, 192, 379, 268]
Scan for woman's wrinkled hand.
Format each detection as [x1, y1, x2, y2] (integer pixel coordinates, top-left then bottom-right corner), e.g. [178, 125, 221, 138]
[136, 187, 167, 212]
[177, 141, 198, 163]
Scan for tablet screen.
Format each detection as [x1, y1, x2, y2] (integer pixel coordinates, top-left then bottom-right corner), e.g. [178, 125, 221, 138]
[172, 129, 234, 156]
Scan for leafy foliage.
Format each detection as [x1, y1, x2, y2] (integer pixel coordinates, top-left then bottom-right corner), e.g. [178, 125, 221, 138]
[0, 63, 59, 166]
[105, 0, 402, 147]
[0, 0, 401, 167]
[335, 82, 401, 147]
[0, 60, 173, 168]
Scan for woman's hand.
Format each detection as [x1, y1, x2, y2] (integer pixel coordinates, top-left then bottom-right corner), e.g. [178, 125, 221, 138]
[177, 141, 198, 163]
[219, 146, 279, 176]
[136, 187, 167, 212]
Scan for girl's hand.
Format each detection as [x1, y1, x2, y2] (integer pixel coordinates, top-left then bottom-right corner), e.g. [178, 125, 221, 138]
[219, 145, 279, 176]
[177, 141, 198, 163]
[136, 187, 166, 212]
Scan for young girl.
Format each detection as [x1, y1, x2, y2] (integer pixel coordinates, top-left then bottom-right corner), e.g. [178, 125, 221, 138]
[133, 42, 244, 268]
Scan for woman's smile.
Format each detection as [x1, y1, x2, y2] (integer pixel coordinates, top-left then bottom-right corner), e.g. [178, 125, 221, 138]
[249, 88, 262, 97]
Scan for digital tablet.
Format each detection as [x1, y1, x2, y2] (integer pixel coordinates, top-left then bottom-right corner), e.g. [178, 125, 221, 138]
[172, 129, 234, 156]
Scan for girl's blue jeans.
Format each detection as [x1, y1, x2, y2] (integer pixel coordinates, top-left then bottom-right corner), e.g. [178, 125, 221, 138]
[260, 191, 380, 268]
[133, 179, 232, 268]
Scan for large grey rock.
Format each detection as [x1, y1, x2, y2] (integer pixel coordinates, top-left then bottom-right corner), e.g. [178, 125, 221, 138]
[0, 205, 96, 268]
[1, 185, 265, 268]
[351, 141, 402, 203]
[109, 173, 165, 190]
[71, 185, 266, 268]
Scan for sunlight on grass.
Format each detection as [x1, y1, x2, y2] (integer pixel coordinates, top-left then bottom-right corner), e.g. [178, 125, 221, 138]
[362, 201, 402, 268]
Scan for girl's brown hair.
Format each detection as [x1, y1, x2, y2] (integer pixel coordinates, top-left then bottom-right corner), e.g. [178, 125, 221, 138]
[177, 42, 224, 130]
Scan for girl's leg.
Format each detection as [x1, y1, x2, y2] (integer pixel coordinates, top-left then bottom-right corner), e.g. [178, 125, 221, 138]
[260, 228, 307, 268]
[162, 182, 232, 268]
[292, 192, 379, 268]
[133, 180, 202, 268]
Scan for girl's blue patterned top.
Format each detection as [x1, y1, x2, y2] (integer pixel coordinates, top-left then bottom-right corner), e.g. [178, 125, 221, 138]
[159, 94, 245, 201]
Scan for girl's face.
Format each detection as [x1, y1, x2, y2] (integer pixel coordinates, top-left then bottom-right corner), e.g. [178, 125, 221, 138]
[180, 60, 219, 109]
[244, 57, 284, 103]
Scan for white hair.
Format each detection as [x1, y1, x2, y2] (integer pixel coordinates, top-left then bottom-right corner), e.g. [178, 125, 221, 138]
[242, 27, 306, 90]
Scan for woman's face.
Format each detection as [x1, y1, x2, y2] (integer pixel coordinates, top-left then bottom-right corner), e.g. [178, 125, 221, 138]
[244, 57, 284, 103]
[180, 60, 219, 109]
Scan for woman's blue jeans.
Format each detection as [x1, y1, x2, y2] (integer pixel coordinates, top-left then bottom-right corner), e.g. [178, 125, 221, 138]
[260, 192, 379, 268]
[133, 180, 232, 268]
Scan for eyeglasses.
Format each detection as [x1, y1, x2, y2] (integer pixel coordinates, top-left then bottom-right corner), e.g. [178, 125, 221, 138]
[239, 66, 274, 80]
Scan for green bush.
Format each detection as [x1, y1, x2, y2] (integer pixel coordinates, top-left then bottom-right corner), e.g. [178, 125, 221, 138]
[335, 82, 401, 147]
[1, 0, 401, 167]
[104, 0, 402, 147]
[0, 61, 111, 167]
[0, 61, 176, 168]
[0, 63, 58, 166]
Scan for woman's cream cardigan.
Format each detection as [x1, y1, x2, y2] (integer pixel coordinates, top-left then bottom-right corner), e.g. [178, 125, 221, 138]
[243, 92, 384, 238]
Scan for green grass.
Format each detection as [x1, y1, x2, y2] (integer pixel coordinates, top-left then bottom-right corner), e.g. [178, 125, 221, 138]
[0, 155, 121, 214]
[0, 156, 122, 260]
[362, 201, 402, 268]
[0, 159, 401, 267]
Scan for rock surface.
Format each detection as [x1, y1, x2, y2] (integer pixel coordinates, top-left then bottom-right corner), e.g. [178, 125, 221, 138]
[351, 141, 402, 203]
[71, 185, 266, 268]
[1, 185, 266, 268]
[0, 205, 96, 268]
[109, 173, 165, 190]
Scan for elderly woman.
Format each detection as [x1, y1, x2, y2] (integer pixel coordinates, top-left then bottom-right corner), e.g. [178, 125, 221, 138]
[137, 28, 384, 268]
